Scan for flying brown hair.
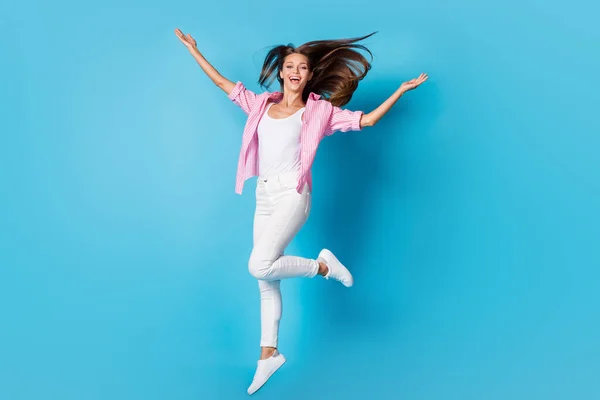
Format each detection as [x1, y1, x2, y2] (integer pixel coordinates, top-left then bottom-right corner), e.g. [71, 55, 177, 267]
[258, 32, 376, 107]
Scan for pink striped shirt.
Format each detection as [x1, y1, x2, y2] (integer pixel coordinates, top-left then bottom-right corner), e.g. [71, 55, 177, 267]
[228, 81, 363, 194]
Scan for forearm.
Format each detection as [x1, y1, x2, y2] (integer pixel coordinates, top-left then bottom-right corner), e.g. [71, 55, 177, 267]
[188, 47, 235, 94]
[360, 87, 405, 128]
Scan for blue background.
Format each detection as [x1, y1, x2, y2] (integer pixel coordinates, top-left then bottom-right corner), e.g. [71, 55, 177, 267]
[1, 0, 599, 399]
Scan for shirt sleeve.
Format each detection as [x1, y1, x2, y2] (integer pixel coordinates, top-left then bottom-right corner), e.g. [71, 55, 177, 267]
[324, 105, 364, 136]
[227, 81, 258, 115]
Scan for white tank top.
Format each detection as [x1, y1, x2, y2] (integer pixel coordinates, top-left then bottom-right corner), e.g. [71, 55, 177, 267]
[257, 102, 305, 177]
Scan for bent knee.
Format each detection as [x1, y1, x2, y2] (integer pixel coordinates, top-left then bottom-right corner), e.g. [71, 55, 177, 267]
[248, 253, 272, 279]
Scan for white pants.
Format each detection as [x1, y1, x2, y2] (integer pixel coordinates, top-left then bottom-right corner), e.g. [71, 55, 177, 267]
[249, 171, 319, 348]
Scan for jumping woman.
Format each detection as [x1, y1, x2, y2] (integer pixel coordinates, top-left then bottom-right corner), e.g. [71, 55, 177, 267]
[174, 28, 428, 395]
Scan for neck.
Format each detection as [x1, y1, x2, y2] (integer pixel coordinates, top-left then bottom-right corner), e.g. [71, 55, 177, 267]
[279, 90, 305, 108]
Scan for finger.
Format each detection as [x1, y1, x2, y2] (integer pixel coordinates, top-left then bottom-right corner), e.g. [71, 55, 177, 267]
[177, 36, 191, 46]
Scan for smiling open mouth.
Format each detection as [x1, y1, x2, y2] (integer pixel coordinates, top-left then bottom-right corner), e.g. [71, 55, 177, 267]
[290, 77, 300, 83]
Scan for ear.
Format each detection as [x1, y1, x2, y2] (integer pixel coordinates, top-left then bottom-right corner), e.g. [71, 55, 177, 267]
[280, 69, 284, 80]
[308, 71, 314, 81]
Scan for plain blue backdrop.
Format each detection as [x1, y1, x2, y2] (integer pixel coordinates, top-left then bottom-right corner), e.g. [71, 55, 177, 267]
[1, 0, 599, 399]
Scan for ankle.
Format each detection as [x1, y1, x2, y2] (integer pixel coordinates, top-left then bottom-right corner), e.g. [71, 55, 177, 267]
[260, 347, 277, 360]
[317, 261, 329, 276]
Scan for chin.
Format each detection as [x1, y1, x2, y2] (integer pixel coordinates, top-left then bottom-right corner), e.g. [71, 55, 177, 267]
[285, 84, 305, 93]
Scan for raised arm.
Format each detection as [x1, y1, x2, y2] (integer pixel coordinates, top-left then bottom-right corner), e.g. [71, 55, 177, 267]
[174, 28, 236, 95]
[360, 73, 429, 128]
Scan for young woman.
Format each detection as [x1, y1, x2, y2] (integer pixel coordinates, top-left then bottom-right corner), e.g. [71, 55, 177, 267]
[175, 28, 428, 395]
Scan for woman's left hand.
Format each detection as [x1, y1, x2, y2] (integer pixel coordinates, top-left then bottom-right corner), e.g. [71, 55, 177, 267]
[400, 73, 429, 93]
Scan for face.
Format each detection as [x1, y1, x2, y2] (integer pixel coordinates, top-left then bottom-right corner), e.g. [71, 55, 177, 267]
[280, 53, 313, 94]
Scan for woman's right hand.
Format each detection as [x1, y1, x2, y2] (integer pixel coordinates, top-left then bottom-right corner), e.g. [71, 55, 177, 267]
[174, 28, 197, 51]
[174, 28, 235, 95]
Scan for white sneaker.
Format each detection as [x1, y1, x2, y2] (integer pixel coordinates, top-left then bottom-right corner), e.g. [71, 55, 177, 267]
[247, 350, 286, 395]
[318, 249, 354, 287]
